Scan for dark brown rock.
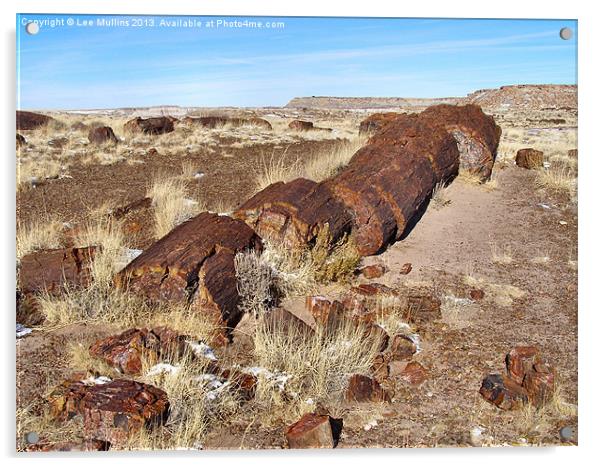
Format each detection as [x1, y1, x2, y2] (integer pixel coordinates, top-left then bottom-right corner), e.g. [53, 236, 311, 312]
[479, 374, 528, 410]
[345, 374, 390, 402]
[288, 120, 314, 131]
[88, 126, 118, 145]
[516, 148, 544, 169]
[389, 334, 416, 361]
[371, 353, 390, 383]
[469, 288, 485, 301]
[359, 264, 386, 279]
[49, 378, 169, 447]
[285, 413, 335, 449]
[124, 116, 175, 135]
[235, 178, 353, 249]
[18, 247, 97, 296]
[16, 133, 26, 148]
[114, 212, 262, 341]
[568, 148, 578, 158]
[358, 112, 401, 135]
[16, 110, 53, 130]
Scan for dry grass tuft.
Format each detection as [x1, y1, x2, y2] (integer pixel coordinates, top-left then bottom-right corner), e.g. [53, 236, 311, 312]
[430, 181, 451, 209]
[535, 164, 577, 196]
[16, 218, 64, 259]
[252, 315, 383, 423]
[490, 242, 514, 265]
[147, 175, 203, 238]
[234, 251, 278, 318]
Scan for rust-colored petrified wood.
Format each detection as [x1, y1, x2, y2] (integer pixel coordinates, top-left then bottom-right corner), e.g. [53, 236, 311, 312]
[358, 112, 402, 136]
[16, 110, 54, 130]
[123, 116, 175, 135]
[114, 212, 262, 337]
[419, 104, 502, 180]
[326, 115, 459, 255]
[48, 379, 169, 447]
[18, 247, 98, 295]
[234, 178, 353, 249]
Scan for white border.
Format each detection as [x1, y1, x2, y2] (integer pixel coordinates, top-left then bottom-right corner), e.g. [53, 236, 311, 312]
[3, 1, 600, 465]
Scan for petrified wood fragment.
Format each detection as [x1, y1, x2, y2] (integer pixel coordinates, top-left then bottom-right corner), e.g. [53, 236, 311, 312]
[114, 213, 261, 337]
[124, 116, 175, 135]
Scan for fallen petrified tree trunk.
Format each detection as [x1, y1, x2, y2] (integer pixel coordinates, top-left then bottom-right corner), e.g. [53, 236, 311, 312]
[326, 115, 459, 255]
[234, 178, 353, 248]
[114, 212, 262, 339]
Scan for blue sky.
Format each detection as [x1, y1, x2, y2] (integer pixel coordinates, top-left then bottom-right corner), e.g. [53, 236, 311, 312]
[16, 15, 577, 109]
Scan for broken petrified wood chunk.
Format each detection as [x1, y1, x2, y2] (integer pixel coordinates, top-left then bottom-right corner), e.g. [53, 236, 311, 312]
[285, 413, 336, 448]
[389, 334, 417, 361]
[389, 361, 428, 385]
[263, 307, 314, 336]
[419, 104, 502, 181]
[234, 178, 353, 249]
[345, 374, 390, 403]
[16, 110, 54, 130]
[123, 116, 175, 135]
[288, 120, 314, 131]
[505, 345, 540, 385]
[359, 264, 386, 279]
[305, 295, 345, 326]
[18, 247, 97, 295]
[479, 374, 529, 410]
[88, 126, 118, 145]
[523, 363, 556, 408]
[114, 212, 262, 338]
[89, 327, 192, 375]
[515, 148, 544, 169]
[358, 112, 401, 136]
[49, 378, 169, 446]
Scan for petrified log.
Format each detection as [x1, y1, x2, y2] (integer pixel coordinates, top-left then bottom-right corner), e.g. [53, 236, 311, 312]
[88, 126, 118, 145]
[48, 378, 169, 446]
[124, 116, 174, 135]
[345, 374, 390, 402]
[235, 178, 353, 249]
[114, 212, 262, 337]
[358, 112, 401, 135]
[18, 247, 97, 295]
[16, 110, 53, 130]
[419, 104, 502, 180]
[326, 115, 459, 255]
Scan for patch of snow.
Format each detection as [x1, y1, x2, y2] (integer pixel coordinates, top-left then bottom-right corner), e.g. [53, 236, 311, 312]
[538, 203, 551, 210]
[146, 363, 181, 377]
[195, 374, 231, 401]
[444, 295, 473, 306]
[121, 248, 143, 264]
[82, 375, 112, 385]
[16, 324, 32, 338]
[193, 172, 205, 179]
[183, 198, 198, 207]
[559, 220, 568, 225]
[363, 419, 378, 431]
[186, 340, 218, 361]
[543, 162, 551, 169]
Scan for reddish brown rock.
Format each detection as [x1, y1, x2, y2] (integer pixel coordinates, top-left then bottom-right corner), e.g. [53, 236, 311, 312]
[89, 328, 190, 375]
[523, 364, 556, 408]
[400, 263, 413, 275]
[18, 247, 97, 296]
[515, 148, 544, 169]
[263, 307, 314, 337]
[389, 361, 428, 385]
[469, 288, 485, 301]
[359, 264, 386, 279]
[49, 378, 169, 446]
[305, 295, 345, 326]
[358, 112, 401, 135]
[124, 116, 175, 135]
[568, 148, 578, 158]
[480, 374, 529, 410]
[235, 178, 353, 249]
[288, 120, 314, 131]
[419, 104, 502, 181]
[506, 345, 540, 384]
[88, 126, 118, 145]
[16, 133, 26, 148]
[285, 413, 335, 449]
[114, 212, 262, 340]
[345, 374, 390, 402]
[389, 334, 417, 361]
[147, 147, 159, 156]
[16, 110, 53, 130]
[365, 324, 390, 353]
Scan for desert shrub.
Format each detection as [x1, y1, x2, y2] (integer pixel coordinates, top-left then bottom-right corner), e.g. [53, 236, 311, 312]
[234, 251, 279, 317]
[252, 315, 383, 422]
